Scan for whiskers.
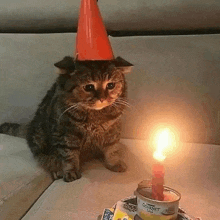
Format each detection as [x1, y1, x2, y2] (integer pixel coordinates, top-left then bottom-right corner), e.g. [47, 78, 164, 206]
[113, 97, 132, 110]
[58, 104, 79, 123]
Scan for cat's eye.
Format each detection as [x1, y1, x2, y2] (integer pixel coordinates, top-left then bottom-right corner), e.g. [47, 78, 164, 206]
[84, 84, 95, 92]
[106, 82, 115, 90]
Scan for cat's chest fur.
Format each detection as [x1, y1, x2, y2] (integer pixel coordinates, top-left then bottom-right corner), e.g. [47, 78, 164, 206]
[79, 110, 120, 135]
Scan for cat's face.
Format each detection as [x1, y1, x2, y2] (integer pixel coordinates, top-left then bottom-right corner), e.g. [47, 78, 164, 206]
[72, 64, 125, 110]
[56, 58, 128, 111]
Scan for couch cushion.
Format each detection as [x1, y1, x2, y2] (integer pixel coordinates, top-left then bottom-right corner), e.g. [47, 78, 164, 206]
[1, 33, 220, 143]
[0, 0, 219, 33]
[0, 134, 53, 220]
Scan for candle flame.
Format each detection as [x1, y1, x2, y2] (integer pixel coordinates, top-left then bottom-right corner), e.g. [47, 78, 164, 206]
[153, 129, 170, 162]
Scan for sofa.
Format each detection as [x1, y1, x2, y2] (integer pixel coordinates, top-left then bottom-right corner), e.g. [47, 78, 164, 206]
[0, 0, 220, 219]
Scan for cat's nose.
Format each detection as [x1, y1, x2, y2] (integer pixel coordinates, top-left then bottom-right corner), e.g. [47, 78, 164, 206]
[100, 98, 105, 103]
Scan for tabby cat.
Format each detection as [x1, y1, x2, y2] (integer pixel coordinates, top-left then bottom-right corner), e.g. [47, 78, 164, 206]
[20, 56, 132, 182]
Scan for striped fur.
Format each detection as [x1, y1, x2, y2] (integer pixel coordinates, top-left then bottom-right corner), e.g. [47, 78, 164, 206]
[0, 122, 27, 138]
[25, 56, 131, 182]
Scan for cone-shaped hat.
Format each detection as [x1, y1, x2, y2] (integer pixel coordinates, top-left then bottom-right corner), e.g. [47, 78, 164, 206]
[75, 0, 114, 61]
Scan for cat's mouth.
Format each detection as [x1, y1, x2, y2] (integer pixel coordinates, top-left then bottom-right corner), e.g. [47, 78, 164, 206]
[86, 99, 114, 110]
[93, 100, 111, 110]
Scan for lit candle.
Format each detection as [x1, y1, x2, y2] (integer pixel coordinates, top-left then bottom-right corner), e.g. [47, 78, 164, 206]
[152, 129, 170, 201]
[152, 161, 165, 201]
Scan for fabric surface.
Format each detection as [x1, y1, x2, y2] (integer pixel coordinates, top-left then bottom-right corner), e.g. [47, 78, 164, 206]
[22, 139, 220, 220]
[0, 0, 219, 33]
[1, 33, 220, 143]
[0, 134, 53, 220]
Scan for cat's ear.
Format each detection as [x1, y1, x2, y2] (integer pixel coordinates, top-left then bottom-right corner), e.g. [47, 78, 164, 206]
[114, 56, 133, 74]
[54, 56, 75, 74]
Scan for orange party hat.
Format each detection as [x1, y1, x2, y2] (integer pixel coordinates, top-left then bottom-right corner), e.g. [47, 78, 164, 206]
[75, 0, 114, 61]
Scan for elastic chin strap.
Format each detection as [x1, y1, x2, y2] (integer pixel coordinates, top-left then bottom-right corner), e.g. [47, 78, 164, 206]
[74, 53, 79, 62]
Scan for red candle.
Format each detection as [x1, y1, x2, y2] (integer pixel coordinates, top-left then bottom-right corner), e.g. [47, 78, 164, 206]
[152, 162, 165, 201]
[151, 129, 170, 201]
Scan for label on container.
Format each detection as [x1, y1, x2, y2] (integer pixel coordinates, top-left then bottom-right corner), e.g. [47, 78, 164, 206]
[101, 208, 114, 220]
[138, 199, 176, 215]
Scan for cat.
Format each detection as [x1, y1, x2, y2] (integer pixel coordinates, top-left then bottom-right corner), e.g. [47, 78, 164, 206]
[0, 56, 133, 182]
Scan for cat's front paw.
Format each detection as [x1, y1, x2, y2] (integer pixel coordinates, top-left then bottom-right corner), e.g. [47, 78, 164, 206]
[63, 169, 82, 182]
[52, 171, 63, 180]
[106, 160, 127, 173]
